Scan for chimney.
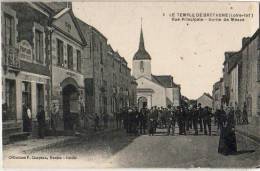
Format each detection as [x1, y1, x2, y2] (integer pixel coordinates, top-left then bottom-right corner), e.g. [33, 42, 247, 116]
[224, 52, 234, 61]
[242, 37, 250, 47]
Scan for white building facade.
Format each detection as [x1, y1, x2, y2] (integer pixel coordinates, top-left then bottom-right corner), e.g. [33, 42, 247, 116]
[132, 26, 180, 110]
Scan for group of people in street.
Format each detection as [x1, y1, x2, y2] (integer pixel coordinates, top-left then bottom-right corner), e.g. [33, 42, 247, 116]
[116, 103, 215, 136]
[20, 100, 241, 157]
[115, 103, 239, 156]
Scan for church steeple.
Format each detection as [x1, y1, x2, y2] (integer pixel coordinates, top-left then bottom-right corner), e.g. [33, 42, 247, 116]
[133, 18, 151, 60]
[139, 19, 145, 50]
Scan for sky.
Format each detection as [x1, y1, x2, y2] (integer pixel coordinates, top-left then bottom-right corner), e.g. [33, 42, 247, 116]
[73, 1, 259, 99]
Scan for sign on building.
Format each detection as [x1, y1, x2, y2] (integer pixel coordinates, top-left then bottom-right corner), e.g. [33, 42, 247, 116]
[19, 40, 32, 62]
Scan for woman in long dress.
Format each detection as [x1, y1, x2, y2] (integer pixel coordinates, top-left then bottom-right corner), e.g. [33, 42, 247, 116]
[218, 106, 237, 155]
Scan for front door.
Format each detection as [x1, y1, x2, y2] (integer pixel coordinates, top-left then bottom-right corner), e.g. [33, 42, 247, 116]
[138, 96, 148, 111]
[62, 84, 78, 130]
[36, 83, 44, 113]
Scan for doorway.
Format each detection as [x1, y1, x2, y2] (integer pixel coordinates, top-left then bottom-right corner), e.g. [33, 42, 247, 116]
[62, 84, 79, 130]
[138, 96, 148, 111]
[36, 83, 44, 113]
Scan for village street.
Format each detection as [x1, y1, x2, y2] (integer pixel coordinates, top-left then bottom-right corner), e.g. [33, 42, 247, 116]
[3, 125, 260, 168]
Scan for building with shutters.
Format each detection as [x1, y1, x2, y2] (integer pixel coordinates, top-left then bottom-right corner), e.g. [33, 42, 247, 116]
[44, 3, 87, 131]
[2, 2, 138, 140]
[213, 29, 260, 124]
[2, 2, 52, 142]
[77, 17, 136, 122]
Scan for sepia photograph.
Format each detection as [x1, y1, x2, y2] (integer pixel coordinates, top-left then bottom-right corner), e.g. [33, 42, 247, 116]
[1, 0, 260, 169]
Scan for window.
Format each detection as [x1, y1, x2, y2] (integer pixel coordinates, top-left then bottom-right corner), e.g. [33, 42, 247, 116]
[3, 79, 16, 121]
[22, 81, 32, 117]
[257, 60, 260, 81]
[113, 73, 116, 85]
[4, 14, 14, 46]
[99, 94, 102, 113]
[100, 42, 103, 64]
[112, 59, 115, 68]
[36, 83, 44, 113]
[215, 94, 218, 101]
[111, 97, 113, 113]
[67, 44, 73, 70]
[140, 61, 144, 72]
[57, 39, 64, 66]
[92, 37, 96, 51]
[103, 96, 107, 113]
[101, 68, 104, 83]
[35, 30, 44, 63]
[258, 95, 260, 116]
[77, 50, 81, 72]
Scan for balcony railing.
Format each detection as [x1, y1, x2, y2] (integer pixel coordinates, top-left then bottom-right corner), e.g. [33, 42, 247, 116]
[3, 45, 20, 70]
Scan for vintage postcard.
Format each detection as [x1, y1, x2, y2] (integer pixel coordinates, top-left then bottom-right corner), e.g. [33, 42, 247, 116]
[1, 0, 260, 169]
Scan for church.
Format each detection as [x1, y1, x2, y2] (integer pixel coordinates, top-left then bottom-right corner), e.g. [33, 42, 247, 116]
[132, 25, 181, 110]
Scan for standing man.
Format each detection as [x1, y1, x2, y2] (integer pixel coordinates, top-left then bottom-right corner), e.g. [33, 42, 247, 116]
[36, 105, 46, 139]
[22, 104, 30, 132]
[166, 106, 175, 135]
[186, 107, 191, 131]
[51, 103, 59, 136]
[139, 107, 147, 134]
[27, 106, 32, 131]
[192, 105, 199, 135]
[171, 107, 177, 135]
[198, 103, 203, 132]
[148, 107, 155, 136]
[94, 113, 100, 131]
[176, 106, 181, 135]
[130, 107, 138, 135]
[242, 103, 249, 124]
[203, 106, 212, 135]
[219, 106, 226, 131]
[181, 106, 186, 135]
[235, 107, 241, 125]
[115, 111, 120, 129]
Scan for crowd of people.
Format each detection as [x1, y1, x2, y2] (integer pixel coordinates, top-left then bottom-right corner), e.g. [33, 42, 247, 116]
[114, 103, 217, 136]
[113, 103, 243, 156]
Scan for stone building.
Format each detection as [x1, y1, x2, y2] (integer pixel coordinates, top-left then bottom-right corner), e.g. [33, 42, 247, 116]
[132, 25, 181, 110]
[107, 46, 134, 113]
[129, 76, 138, 107]
[45, 4, 87, 131]
[2, 2, 52, 142]
[215, 29, 260, 123]
[212, 78, 223, 112]
[197, 93, 213, 109]
[238, 31, 260, 122]
[77, 17, 136, 124]
[2, 2, 138, 139]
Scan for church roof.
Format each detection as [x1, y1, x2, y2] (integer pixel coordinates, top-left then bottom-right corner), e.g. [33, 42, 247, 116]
[152, 75, 174, 88]
[133, 26, 151, 60]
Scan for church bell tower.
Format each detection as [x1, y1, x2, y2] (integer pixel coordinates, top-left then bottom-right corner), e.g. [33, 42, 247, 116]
[132, 20, 152, 80]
